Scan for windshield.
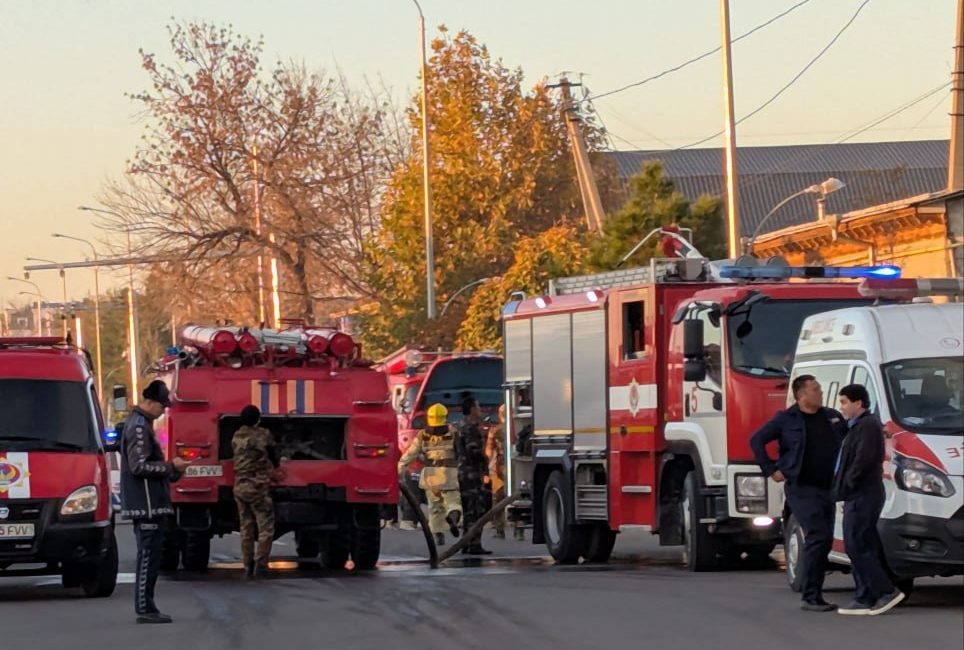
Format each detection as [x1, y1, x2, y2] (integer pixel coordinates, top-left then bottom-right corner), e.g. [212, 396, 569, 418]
[0, 379, 97, 451]
[416, 357, 504, 421]
[883, 357, 964, 434]
[727, 299, 874, 377]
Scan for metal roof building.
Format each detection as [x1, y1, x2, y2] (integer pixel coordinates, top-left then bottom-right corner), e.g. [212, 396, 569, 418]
[606, 140, 949, 236]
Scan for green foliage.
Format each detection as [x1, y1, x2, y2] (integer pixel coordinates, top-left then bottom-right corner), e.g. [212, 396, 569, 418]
[589, 161, 725, 270]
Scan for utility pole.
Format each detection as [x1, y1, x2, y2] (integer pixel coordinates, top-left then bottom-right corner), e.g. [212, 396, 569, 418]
[949, 0, 964, 192]
[720, 0, 742, 258]
[555, 77, 606, 234]
[251, 145, 268, 326]
[413, 0, 437, 320]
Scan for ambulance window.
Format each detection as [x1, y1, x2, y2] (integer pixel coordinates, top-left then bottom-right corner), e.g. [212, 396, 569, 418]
[622, 301, 645, 359]
[791, 364, 850, 408]
[850, 367, 879, 414]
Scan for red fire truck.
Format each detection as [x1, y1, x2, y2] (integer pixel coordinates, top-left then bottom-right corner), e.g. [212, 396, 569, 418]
[0, 336, 118, 596]
[501, 255, 903, 568]
[153, 323, 397, 572]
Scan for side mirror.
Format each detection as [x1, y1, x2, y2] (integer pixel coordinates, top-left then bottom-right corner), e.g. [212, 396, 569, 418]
[399, 398, 411, 414]
[112, 384, 129, 414]
[683, 319, 704, 359]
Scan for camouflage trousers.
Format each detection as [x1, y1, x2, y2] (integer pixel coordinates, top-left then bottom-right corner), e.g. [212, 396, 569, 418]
[427, 489, 462, 536]
[235, 484, 274, 567]
[459, 478, 491, 544]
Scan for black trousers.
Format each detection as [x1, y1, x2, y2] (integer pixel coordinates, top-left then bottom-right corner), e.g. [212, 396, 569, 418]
[133, 519, 166, 615]
[844, 484, 894, 604]
[787, 484, 835, 602]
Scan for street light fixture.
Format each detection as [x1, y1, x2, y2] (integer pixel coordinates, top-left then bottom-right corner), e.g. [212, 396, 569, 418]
[78, 205, 140, 399]
[25, 256, 69, 337]
[439, 277, 495, 318]
[53, 233, 104, 406]
[744, 177, 846, 255]
[13, 287, 44, 335]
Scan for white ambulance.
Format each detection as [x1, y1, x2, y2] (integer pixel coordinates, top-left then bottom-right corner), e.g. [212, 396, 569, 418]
[782, 278, 964, 596]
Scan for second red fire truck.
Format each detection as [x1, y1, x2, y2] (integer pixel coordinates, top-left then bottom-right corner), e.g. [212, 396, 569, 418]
[152, 322, 397, 572]
[502, 255, 904, 568]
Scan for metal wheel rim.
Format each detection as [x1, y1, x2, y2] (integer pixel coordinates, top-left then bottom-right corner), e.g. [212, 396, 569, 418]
[546, 486, 563, 546]
[787, 527, 801, 582]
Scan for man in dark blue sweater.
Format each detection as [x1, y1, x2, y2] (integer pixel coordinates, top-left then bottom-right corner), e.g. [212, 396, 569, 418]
[751, 374, 846, 612]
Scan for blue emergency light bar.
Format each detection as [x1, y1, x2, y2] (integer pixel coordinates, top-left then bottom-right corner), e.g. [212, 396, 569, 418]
[718, 264, 901, 280]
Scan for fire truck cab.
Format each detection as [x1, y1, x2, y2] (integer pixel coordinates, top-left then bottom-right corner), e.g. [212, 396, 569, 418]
[155, 323, 397, 572]
[502, 257, 902, 568]
[782, 278, 964, 593]
[0, 336, 118, 596]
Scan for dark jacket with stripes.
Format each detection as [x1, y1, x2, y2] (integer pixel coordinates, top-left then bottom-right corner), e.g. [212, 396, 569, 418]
[120, 407, 181, 520]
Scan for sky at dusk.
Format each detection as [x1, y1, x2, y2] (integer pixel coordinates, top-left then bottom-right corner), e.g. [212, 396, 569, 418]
[0, 0, 957, 303]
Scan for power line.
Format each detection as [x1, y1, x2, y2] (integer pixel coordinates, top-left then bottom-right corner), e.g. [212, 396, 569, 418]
[910, 90, 951, 129]
[835, 81, 951, 144]
[678, 0, 873, 150]
[589, 0, 812, 101]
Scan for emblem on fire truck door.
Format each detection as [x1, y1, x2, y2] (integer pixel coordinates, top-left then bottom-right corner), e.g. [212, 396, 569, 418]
[628, 379, 641, 417]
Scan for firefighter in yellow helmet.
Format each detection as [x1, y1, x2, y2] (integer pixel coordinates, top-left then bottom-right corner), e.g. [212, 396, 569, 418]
[397, 403, 463, 546]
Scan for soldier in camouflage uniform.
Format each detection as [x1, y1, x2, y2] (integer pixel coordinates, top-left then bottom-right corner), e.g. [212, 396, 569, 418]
[232, 405, 281, 578]
[397, 403, 462, 547]
[457, 397, 492, 555]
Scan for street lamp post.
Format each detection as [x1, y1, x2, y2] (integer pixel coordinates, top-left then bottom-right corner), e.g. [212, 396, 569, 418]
[411, 0, 436, 320]
[78, 205, 139, 399]
[744, 178, 846, 255]
[439, 278, 495, 319]
[8, 277, 44, 335]
[53, 234, 103, 405]
[26, 257, 68, 337]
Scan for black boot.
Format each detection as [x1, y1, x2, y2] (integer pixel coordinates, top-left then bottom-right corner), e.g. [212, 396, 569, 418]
[434, 532, 446, 547]
[136, 612, 173, 624]
[244, 562, 255, 580]
[466, 545, 493, 556]
[446, 511, 461, 537]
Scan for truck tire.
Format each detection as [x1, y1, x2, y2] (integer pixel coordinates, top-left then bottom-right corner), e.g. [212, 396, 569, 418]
[182, 532, 211, 572]
[682, 472, 719, 572]
[160, 533, 181, 572]
[583, 524, 617, 563]
[81, 531, 118, 598]
[351, 526, 381, 571]
[322, 523, 352, 570]
[543, 471, 588, 564]
[784, 514, 805, 592]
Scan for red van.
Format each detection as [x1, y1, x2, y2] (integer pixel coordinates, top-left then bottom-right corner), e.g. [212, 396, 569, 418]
[0, 336, 118, 597]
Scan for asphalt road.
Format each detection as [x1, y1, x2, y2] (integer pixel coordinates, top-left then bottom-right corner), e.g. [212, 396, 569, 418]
[1, 522, 961, 650]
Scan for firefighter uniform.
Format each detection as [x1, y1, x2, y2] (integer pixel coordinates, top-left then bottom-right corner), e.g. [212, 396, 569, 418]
[397, 404, 462, 545]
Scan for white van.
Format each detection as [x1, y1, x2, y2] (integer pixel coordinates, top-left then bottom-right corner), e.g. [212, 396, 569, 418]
[781, 280, 963, 596]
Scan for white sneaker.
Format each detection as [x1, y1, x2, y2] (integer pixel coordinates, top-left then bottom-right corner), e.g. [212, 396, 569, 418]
[868, 591, 905, 616]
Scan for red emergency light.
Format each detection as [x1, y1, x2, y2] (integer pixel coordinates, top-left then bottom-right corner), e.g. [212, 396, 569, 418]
[329, 332, 355, 358]
[307, 334, 330, 355]
[858, 278, 964, 299]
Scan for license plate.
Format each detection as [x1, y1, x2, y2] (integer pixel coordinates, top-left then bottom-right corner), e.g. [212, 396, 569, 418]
[0, 523, 35, 539]
[184, 465, 224, 478]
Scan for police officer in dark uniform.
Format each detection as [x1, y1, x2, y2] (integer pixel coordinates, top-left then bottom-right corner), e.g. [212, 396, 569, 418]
[751, 374, 846, 612]
[120, 380, 190, 624]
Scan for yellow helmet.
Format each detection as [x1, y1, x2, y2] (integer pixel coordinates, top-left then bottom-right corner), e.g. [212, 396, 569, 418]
[426, 403, 448, 427]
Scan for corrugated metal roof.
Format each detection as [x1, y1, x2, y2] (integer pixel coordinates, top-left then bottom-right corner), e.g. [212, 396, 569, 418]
[605, 140, 949, 235]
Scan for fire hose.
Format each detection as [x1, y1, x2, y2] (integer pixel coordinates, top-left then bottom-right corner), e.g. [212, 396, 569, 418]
[397, 479, 518, 568]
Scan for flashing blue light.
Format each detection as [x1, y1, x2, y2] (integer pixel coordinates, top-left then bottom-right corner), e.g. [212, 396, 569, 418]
[718, 264, 901, 281]
[166, 346, 179, 355]
[103, 428, 119, 442]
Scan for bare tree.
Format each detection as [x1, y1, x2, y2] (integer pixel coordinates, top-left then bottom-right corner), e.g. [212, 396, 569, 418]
[98, 21, 408, 323]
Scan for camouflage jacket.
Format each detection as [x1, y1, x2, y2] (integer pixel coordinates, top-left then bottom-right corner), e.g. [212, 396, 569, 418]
[232, 425, 280, 491]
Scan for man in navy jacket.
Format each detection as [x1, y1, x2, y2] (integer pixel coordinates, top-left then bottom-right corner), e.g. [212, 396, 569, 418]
[834, 384, 904, 616]
[751, 374, 846, 611]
